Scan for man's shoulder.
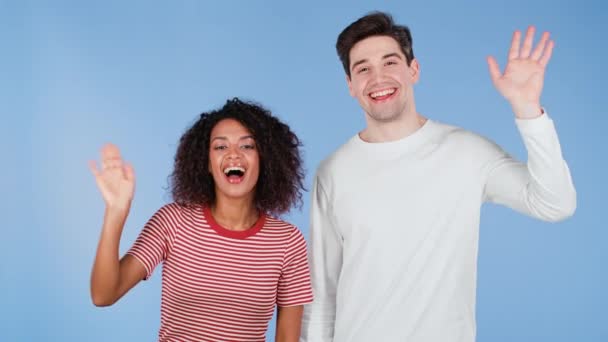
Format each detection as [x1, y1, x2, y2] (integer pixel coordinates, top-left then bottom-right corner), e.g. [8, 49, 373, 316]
[315, 135, 360, 177]
[432, 119, 497, 148]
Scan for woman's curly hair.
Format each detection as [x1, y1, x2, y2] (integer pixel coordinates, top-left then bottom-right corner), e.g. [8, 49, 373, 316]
[170, 98, 305, 217]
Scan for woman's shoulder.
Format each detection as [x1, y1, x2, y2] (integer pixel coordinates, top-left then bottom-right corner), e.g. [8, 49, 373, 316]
[262, 215, 305, 240]
[153, 202, 204, 221]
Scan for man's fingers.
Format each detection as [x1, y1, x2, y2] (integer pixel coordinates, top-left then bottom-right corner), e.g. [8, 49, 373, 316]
[520, 26, 535, 58]
[486, 56, 502, 84]
[539, 39, 554, 67]
[508, 30, 521, 60]
[530, 31, 550, 61]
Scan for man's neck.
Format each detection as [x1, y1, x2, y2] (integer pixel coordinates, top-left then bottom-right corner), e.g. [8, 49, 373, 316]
[360, 111, 427, 143]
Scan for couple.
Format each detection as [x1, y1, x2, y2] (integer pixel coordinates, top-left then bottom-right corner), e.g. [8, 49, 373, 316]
[89, 12, 576, 342]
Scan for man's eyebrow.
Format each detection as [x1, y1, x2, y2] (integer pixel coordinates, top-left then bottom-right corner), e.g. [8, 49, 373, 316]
[382, 52, 403, 60]
[351, 58, 368, 71]
[351, 52, 403, 71]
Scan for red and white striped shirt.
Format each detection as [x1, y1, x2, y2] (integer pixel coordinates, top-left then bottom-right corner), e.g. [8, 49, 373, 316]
[127, 203, 313, 341]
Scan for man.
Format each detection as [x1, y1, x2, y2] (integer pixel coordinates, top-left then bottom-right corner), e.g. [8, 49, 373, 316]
[301, 11, 576, 342]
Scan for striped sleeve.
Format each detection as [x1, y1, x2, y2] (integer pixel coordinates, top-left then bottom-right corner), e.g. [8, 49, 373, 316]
[277, 228, 314, 307]
[126, 203, 181, 280]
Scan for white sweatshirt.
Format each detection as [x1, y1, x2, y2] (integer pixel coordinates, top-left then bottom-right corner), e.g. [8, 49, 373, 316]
[301, 113, 576, 342]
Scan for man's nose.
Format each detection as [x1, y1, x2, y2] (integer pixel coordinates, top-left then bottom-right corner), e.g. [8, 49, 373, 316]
[371, 67, 386, 82]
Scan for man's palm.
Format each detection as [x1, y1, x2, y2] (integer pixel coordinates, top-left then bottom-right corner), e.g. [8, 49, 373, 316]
[487, 26, 554, 110]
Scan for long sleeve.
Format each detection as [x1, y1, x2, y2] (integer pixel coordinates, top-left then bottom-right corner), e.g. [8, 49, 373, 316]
[300, 174, 343, 342]
[483, 113, 577, 221]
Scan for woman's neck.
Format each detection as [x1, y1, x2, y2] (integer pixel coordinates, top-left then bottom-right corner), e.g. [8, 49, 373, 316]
[211, 196, 259, 231]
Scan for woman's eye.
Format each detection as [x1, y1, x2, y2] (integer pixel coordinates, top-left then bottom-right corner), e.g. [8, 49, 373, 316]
[241, 144, 255, 150]
[214, 145, 227, 150]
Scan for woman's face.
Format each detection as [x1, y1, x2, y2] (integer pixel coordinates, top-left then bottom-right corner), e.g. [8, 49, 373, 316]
[208, 118, 260, 203]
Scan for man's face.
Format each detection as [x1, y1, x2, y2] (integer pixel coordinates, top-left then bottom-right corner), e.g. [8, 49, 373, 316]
[347, 35, 419, 124]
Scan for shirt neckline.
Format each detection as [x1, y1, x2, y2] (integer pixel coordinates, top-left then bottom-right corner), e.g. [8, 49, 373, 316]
[352, 119, 437, 156]
[202, 206, 266, 239]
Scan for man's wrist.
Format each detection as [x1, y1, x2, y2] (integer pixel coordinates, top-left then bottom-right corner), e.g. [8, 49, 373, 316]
[512, 102, 544, 120]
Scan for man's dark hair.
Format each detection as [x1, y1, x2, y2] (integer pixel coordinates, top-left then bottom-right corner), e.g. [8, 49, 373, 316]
[336, 11, 415, 77]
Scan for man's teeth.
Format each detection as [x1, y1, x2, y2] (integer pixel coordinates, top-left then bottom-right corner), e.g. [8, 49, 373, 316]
[370, 88, 395, 98]
[223, 166, 245, 174]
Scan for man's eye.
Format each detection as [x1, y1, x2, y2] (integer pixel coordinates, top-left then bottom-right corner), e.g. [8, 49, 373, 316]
[357, 67, 369, 74]
[386, 61, 397, 66]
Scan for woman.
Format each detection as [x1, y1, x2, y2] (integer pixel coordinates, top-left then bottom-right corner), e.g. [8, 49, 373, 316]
[89, 98, 313, 341]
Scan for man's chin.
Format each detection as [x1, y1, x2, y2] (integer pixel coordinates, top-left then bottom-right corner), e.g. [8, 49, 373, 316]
[366, 111, 402, 123]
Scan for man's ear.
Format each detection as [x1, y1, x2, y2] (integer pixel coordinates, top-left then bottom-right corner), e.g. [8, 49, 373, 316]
[410, 58, 420, 84]
[346, 74, 355, 97]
